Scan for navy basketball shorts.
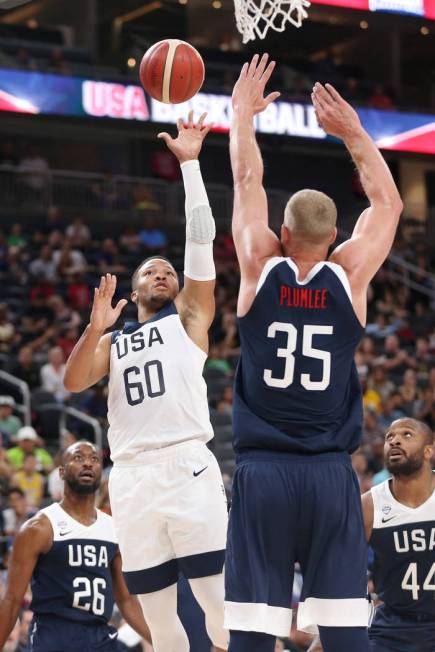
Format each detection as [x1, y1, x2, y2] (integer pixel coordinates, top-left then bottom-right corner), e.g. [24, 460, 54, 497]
[369, 605, 435, 652]
[29, 615, 119, 652]
[224, 450, 370, 637]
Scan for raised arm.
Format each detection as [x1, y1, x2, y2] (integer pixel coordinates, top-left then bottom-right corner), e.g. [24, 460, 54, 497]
[64, 274, 127, 392]
[312, 83, 403, 322]
[0, 514, 52, 647]
[230, 54, 282, 314]
[158, 111, 216, 351]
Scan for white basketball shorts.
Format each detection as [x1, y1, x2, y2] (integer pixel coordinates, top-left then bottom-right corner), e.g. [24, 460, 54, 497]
[108, 439, 228, 594]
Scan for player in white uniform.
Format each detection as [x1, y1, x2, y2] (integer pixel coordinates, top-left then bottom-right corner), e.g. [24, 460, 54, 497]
[64, 112, 228, 652]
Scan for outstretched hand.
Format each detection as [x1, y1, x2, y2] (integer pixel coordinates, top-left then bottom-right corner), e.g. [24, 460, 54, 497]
[157, 111, 213, 163]
[232, 53, 280, 115]
[311, 82, 362, 141]
[90, 273, 127, 334]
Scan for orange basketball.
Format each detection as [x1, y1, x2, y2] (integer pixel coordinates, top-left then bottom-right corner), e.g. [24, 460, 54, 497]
[139, 39, 205, 104]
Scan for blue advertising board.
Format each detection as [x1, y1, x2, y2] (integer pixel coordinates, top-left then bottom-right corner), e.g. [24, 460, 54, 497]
[0, 68, 433, 155]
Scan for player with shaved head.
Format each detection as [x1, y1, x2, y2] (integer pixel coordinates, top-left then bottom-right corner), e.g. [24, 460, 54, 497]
[65, 113, 229, 652]
[224, 53, 403, 652]
[310, 418, 435, 652]
[0, 441, 151, 651]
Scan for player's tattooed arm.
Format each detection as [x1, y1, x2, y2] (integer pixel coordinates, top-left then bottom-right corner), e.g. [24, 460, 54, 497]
[0, 514, 52, 648]
[230, 53, 281, 313]
[312, 83, 402, 302]
[64, 273, 126, 392]
[111, 552, 152, 643]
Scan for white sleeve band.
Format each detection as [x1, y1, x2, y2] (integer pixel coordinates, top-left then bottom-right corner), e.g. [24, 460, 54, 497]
[181, 159, 216, 281]
[184, 240, 215, 281]
[180, 159, 210, 213]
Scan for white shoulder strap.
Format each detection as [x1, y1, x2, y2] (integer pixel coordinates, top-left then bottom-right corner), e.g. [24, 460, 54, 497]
[256, 257, 285, 295]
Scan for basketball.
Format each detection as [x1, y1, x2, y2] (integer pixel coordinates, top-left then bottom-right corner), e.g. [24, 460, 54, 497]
[139, 39, 205, 104]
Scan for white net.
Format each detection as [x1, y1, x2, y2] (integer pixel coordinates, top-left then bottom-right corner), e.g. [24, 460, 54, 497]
[234, 0, 311, 43]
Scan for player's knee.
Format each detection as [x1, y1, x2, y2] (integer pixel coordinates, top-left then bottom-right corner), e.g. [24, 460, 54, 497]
[206, 617, 229, 650]
[201, 594, 227, 646]
[150, 619, 189, 652]
[189, 575, 228, 649]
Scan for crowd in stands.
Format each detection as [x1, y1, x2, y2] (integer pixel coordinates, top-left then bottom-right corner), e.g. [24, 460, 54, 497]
[0, 194, 433, 650]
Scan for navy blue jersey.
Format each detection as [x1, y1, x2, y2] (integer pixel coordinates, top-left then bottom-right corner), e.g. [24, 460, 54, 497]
[31, 503, 118, 624]
[233, 257, 364, 454]
[370, 479, 435, 617]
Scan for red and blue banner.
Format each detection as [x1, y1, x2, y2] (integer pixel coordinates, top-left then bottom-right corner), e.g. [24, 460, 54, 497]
[310, 0, 435, 18]
[0, 68, 434, 156]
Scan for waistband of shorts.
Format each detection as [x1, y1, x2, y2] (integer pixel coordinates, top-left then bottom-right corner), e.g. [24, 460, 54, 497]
[381, 605, 435, 623]
[113, 438, 207, 467]
[236, 449, 352, 466]
[33, 613, 107, 628]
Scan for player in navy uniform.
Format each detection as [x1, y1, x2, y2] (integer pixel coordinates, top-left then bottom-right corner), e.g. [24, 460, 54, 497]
[224, 53, 403, 652]
[309, 417, 435, 652]
[0, 441, 151, 651]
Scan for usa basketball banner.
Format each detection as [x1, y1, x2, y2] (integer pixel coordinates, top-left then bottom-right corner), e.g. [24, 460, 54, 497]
[310, 0, 435, 18]
[0, 68, 434, 155]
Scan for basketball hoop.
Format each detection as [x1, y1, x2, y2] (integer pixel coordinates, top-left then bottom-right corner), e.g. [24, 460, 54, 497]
[234, 0, 311, 43]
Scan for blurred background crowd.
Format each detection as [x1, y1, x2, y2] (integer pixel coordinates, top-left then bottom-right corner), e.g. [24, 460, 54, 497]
[0, 0, 434, 649]
[0, 197, 433, 651]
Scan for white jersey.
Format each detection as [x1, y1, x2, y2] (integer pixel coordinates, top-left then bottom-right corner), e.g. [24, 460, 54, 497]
[107, 302, 213, 462]
[39, 502, 117, 544]
[370, 477, 435, 616]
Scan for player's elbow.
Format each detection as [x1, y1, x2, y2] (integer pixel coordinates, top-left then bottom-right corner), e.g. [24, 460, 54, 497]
[387, 191, 403, 216]
[63, 373, 86, 393]
[371, 193, 403, 220]
[391, 196, 404, 227]
[394, 195, 404, 216]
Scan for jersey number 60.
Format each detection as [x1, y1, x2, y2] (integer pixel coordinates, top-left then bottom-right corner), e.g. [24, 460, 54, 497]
[123, 360, 166, 405]
[264, 322, 333, 391]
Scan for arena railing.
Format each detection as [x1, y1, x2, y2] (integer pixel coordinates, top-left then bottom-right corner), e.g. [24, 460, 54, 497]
[32, 403, 103, 451]
[0, 167, 234, 226]
[59, 405, 103, 451]
[0, 167, 284, 230]
[0, 370, 31, 426]
[0, 167, 433, 299]
[337, 228, 435, 301]
[0, 367, 102, 450]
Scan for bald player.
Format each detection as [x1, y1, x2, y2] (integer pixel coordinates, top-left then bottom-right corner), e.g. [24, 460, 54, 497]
[0, 441, 151, 651]
[309, 417, 435, 652]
